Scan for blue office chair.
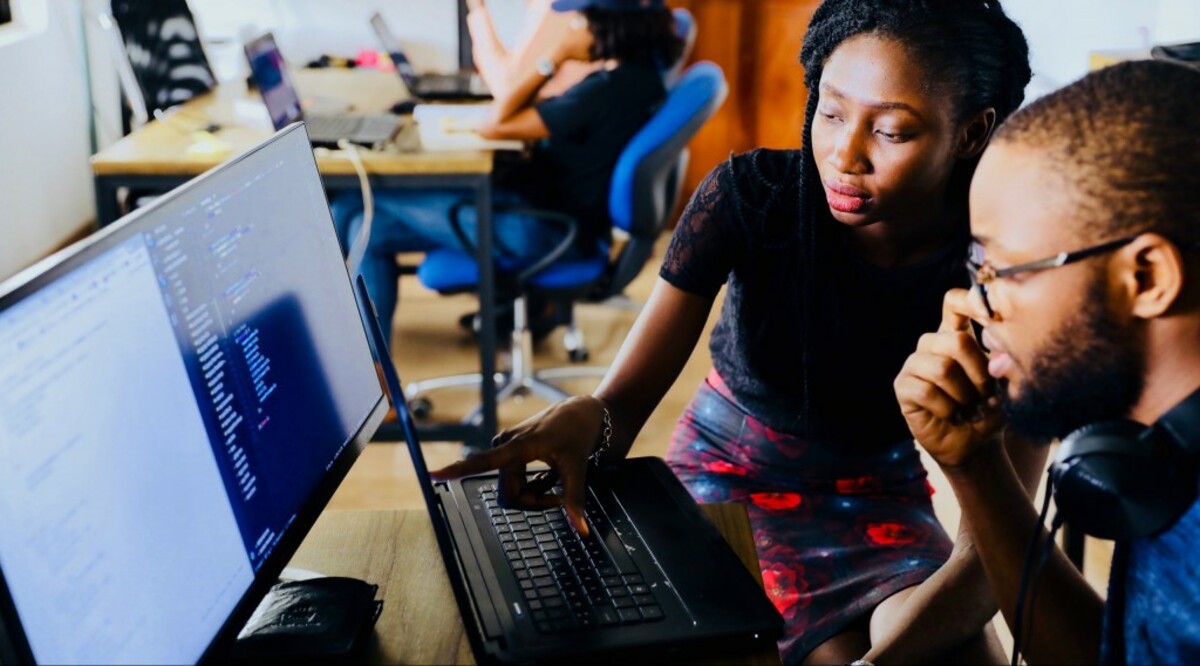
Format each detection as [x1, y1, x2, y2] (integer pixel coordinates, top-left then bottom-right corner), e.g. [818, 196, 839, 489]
[665, 8, 697, 86]
[406, 62, 728, 423]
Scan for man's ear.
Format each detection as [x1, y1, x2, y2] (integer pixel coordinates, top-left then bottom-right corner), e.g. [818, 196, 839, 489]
[1122, 233, 1185, 320]
[957, 108, 997, 159]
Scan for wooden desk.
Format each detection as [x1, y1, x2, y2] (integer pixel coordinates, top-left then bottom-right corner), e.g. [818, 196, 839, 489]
[287, 505, 780, 665]
[90, 69, 503, 447]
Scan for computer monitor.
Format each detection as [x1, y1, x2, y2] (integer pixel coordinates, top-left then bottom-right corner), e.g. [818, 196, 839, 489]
[0, 125, 387, 665]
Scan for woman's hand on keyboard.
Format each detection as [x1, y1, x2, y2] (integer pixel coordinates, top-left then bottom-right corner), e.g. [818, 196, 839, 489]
[429, 395, 608, 536]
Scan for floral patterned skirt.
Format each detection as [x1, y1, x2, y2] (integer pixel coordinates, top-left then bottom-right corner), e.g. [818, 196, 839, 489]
[665, 370, 953, 664]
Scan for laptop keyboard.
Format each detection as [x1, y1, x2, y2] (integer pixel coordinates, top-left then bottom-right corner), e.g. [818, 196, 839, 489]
[477, 483, 666, 634]
[306, 114, 399, 143]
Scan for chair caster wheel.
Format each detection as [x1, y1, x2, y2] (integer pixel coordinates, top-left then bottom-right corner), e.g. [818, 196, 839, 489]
[409, 397, 433, 420]
[568, 348, 589, 363]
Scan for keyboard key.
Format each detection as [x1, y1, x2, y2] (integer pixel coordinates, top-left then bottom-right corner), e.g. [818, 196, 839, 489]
[533, 576, 555, 588]
[617, 607, 641, 623]
[629, 584, 650, 596]
[609, 586, 629, 597]
[633, 594, 656, 607]
[511, 561, 526, 570]
[528, 599, 543, 610]
[601, 576, 623, 588]
[519, 580, 534, 591]
[520, 548, 540, 559]
[529, 566, 550, 577]
[525, 556, 546, 568]
[535, 621, 553, 633]
[538, 586, 560, 598]
[639, 605, 664, 621]
[524, 587, 540, 600]
[515, 570, 530, 580]
[613, 596, 634, 609]
[543, 597, 565, 609]
[623, 574, 645, 585]
[535, 532, 556, 544]
[596, 606, 620, 626]
[598, 566, 618, 577]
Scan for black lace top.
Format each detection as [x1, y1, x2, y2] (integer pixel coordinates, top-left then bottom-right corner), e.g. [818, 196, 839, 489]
[660, 149, 970, 450]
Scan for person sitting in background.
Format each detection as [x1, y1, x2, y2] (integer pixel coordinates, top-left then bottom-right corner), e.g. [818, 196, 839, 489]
[431, 1, 1037, 662]
[895, 60, 1200, 665]
[466, 0, 601, 99]
[333, 0, 683, 338]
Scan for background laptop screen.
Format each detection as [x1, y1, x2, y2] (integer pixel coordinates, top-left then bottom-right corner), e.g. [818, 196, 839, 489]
[245, 33, 303, 130]
[369, 12, 420, 89]
[0, 127, 382, 664]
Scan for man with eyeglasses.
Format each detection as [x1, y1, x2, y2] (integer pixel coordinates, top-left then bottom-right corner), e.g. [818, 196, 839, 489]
[895, 60, 1200, 665]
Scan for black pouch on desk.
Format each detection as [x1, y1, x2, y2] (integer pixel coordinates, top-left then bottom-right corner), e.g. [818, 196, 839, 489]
[230, 577, 383, 662]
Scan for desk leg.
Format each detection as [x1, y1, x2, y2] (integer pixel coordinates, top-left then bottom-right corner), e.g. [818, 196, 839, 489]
[474, 178, 498, 450]
[94, 176, 122, 228]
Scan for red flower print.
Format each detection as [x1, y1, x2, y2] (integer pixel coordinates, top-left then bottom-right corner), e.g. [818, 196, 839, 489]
[864, 522, 918, 547]
[836, 475, 882, 495]
[750, 492, 803, 512]
[702, 460, 748, 476]
[759, 558, 808, 619]
[925, 479, 937, 497]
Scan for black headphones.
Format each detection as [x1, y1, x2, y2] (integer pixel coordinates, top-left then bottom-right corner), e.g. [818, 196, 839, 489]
[1049, 387, 1200, 541]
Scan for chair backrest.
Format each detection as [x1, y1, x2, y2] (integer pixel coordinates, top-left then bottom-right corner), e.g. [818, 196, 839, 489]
[603, 61, 727, 298]
[664, 8, 697, 86]
[104, 0, 216, 126]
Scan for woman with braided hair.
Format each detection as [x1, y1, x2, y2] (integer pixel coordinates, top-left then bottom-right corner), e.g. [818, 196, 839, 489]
[434, 1, 1039, 662]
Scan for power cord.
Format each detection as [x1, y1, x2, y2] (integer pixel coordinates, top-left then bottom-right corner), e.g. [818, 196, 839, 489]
[336, 139, 374, 279]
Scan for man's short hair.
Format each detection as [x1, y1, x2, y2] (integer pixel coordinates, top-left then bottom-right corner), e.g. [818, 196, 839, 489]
[993, 61, 1200, 244]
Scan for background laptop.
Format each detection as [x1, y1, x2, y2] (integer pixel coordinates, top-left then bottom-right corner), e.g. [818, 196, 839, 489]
[355, 280, 782, 663]
[0, 125, 387, 664]
[244, 33, 401, 147]
[370, 12, 491, 101]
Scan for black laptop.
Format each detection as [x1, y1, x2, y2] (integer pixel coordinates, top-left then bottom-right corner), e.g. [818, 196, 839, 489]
[370, 12, 491, 101]
[354, 280, 782, 663]
[245, 32, 401, 147]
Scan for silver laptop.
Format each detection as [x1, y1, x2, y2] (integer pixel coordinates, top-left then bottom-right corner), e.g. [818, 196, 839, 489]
[245, 32, 401, 147]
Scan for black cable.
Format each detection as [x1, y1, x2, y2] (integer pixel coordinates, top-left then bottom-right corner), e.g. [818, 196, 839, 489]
[1021, 514, 1065, 661]
[1011, 471, 1055, 666]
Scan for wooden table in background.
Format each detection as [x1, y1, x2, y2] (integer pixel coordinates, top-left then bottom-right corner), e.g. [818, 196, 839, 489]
[287, 504, 780, 665]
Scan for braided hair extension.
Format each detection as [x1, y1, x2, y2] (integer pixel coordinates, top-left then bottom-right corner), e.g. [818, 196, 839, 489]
[790, 0, 1031, 427]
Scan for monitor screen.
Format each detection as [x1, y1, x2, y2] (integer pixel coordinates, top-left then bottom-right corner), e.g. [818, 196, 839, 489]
[244, 33, 303, 130]
[0, 126, 385, 665]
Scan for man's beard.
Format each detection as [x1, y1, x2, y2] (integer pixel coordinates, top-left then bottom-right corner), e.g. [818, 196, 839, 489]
[998, 279, 1145, 440]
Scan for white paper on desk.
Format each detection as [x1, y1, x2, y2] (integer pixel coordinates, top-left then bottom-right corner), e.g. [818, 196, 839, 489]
[412, 104, 525, 152]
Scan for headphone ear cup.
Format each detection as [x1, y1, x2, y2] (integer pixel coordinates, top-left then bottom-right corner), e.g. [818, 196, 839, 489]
[1052, 421, 1192, 541]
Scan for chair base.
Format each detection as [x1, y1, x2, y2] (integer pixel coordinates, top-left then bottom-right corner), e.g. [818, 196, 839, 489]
[405, 295, 608, 428]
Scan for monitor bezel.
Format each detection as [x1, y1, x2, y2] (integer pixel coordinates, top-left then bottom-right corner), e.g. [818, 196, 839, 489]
[0, 124, 388, 665]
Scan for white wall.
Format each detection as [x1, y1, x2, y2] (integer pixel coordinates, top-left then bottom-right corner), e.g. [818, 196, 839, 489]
[0, 0, 96, 281]
[190, 0, 527, 84]
[1003, 0, 1200, 102]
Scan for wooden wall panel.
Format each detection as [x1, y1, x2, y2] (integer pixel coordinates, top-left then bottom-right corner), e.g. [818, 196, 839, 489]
[750, 1, 817, 149]
[669, 0, 821, 214]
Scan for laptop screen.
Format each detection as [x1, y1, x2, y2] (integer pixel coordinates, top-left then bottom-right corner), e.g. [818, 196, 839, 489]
[0, 126, 384, 664]
[369, 12, 420, 89]
[245, 33, 303, 130]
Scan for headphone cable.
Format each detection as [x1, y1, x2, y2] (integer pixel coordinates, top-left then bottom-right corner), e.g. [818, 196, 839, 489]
[1011, 471, 1055, 666]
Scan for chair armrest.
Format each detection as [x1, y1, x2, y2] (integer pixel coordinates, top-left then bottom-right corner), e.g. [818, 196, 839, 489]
[447, 199, 581, 288]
